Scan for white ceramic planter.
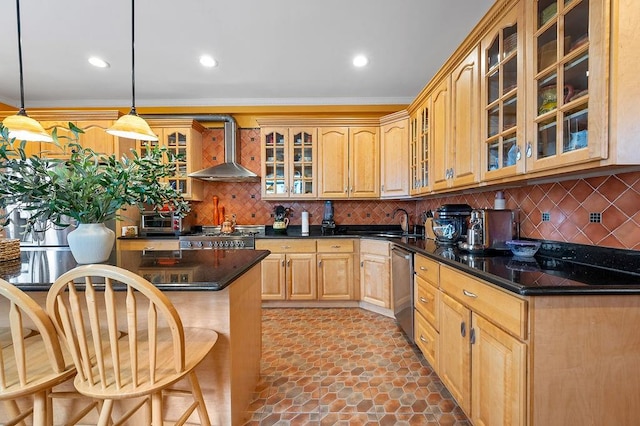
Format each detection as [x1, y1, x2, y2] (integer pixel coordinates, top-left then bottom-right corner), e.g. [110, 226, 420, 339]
[67, 223, 115, 264]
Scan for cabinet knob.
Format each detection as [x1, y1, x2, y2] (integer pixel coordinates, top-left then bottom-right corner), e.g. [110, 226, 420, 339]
[318, 261, 322, 267]
[344, 187, 348, 193]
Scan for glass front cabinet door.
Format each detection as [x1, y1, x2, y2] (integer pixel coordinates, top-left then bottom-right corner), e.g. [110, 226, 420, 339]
[409, 99, 431, 195]
[525, 0, 608, 172]
[481, 2, 525, 181]
[261, 127, 316, 199]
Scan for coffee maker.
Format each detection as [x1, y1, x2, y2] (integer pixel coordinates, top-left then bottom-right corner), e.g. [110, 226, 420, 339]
[321, 201, 336, 235]
[460, 209, 515, 252]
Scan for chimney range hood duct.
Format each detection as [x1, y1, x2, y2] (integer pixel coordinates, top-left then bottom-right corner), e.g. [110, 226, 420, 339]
[141, 113, 260, 182]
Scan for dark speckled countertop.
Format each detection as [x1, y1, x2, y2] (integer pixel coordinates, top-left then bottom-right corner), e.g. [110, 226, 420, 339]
[1, 246, 269, 292]
[261, 225, 640, 296]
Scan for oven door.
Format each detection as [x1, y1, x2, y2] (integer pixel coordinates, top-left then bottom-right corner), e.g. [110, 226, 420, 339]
[141, 212, 176, 235]
[392, 245, 414, 343]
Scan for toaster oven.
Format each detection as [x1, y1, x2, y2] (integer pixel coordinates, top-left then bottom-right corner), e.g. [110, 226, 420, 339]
[140, 211, 191, 236]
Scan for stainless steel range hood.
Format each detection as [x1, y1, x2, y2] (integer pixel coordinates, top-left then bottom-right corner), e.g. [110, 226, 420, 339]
[143, 113, 260, 182]
[189, 119, 259, 182]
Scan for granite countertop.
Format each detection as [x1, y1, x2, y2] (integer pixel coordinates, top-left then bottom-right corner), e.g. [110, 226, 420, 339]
[1, 246, 269, 292]
[389, 237, 640, 296]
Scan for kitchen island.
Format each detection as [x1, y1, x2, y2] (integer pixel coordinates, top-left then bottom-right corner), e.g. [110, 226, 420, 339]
[1, 246, 269, 426]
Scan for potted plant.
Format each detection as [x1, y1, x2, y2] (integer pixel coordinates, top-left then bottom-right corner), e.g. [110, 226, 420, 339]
[0, 122, 190, 263]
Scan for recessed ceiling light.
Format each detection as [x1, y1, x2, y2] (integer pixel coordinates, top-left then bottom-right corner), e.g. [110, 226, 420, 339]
[199, 55, 217, 68]
[353, 55, 369, 67]
[88, 56, 110, 68]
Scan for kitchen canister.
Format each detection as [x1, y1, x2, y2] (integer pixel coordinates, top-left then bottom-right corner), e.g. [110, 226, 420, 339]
[301, 211, 310, 236]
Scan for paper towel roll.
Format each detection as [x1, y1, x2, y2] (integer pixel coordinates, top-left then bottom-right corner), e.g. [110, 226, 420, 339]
[301, 211, 309, 236]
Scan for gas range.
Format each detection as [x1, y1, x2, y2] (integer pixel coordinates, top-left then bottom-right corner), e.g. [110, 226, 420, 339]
[179, 225, 265, 250]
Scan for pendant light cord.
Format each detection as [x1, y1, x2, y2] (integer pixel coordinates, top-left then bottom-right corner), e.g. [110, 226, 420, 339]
[130, 0, 137, 115]
[15, 0, 26, 115]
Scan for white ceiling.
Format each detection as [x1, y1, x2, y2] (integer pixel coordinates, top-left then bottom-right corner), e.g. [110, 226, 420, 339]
[0, 0, 495, 109]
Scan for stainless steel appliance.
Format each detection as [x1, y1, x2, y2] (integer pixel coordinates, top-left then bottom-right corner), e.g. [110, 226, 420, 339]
[179, 225, 265, 250]
[392, 245, 414, 343]
[141, 210, 192, 236]
[4, 205, 76, 246]
[459, 209, 515, 252]
[432, 204, 472, 244]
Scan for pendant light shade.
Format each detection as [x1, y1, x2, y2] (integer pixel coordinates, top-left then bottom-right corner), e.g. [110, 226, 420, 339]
[106, 0, 158, 141]
[107, 111, 157, 141]
[2, 0, 52, 143]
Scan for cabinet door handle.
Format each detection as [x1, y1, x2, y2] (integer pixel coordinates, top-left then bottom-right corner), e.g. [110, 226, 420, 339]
[281, 260, 285, 267]
[381, 184, 385, 192]
[463, 289, 478, 298]
[419, 266, 428, 271]
[419, 296, 428, 303]
[516, 145, 522, 161]
[281, 245, 291, 249]
[318, 261, 322, 267]
[331, 245, 341, 249]
[419, 335, 428, 343]
[344, 187, 348, 193]
[470, 328, 476, 345]
[526, 142, 533, 158]
[287, 259, 290, 267]
[460, 321, 466, 337]
[360, 261, 364, 267]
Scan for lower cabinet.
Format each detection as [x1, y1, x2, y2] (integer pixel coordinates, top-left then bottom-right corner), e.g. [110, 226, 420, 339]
[359, 239, 391, 308]
[256, 238, 357, 301]
[317, 239, 356, 300]
[437, 265, 527, 426]
[255, 239, 317, 300]
[117, 238, 179, 251]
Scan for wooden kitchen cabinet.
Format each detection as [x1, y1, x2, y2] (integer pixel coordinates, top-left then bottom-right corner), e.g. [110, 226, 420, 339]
[137, 119, 205, 201]
[430, 77, 450, 191]
[439, 265, 527, 424]
[433, 46, 481, 191]
[261, 127, 317, 199]
[480, 1, 526, 181]
[524, 0, 608, 173]
[117, 238, 179, 251]
[359, 239, 391, 308]
[408, 97, 431, 196]
[379, 111, 410, 198]
[317, 239, 356, 300]
[0, 110, 121, 158]
[318, 126, 380, 199]
[256, 239, 317, 300]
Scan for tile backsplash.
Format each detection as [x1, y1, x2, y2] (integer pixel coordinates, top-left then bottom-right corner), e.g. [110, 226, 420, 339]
[190, 128, 640, 250]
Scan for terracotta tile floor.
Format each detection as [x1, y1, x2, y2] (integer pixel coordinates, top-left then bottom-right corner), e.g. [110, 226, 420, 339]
[244, 308, 469, 425]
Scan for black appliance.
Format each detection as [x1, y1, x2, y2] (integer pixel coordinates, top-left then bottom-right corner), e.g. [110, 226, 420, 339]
[321, 200, 336, 235]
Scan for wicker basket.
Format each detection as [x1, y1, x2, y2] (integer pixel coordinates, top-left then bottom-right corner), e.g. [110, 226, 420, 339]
[0, 239, 20, 262]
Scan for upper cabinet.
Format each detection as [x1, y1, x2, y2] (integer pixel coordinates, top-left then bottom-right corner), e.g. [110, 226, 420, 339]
[0, 110, 121, 158]
[431, 46, 480, 192]
[524, 0, 608, 172]
[409, 99, 431, 196]
[135, 119, 204, 201]
[318, 126, 380, 199]
[480, 2, 526, 181]
[380, 111, 410, 199]
[260, 127, 317, 199]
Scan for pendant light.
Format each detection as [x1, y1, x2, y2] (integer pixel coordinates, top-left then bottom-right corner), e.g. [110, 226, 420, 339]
[1, 0, 53, 142]
[106, 0, 158, 141]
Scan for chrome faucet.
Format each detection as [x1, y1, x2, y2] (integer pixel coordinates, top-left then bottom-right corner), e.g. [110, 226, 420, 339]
[393, 208, 410, 235]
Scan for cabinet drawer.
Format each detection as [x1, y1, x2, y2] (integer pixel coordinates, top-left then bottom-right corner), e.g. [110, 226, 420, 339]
[415, 254, 439, 285]
[118, 239, 179, 251]
[440, 265, 527, 339]
[255, 239, 316, 253]
[317, 239, 354, 253]
[415, 275, 439, 330]
[415, 310, 439, 371]
[360, 239, 389, 256]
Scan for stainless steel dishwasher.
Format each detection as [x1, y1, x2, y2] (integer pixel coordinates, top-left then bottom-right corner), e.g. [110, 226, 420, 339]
[392, 245, 414, 343]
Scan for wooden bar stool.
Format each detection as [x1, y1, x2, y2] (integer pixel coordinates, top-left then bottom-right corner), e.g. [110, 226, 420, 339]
[0, 278, 76, 426]
[46, 264, 218, 425]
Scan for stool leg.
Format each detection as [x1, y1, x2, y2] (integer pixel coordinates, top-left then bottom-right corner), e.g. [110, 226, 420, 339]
[189, 371, 211, 426]
[3, 400, 25, 426]
[97, 399, 114, 426]
[32, 390, 48, 426]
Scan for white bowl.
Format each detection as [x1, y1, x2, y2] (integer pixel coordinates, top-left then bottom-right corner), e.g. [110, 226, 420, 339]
[506, 240, 541, 257]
